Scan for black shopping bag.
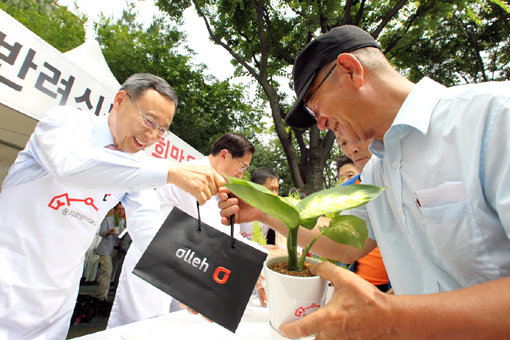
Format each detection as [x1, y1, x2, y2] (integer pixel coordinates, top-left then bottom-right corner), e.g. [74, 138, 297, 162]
[133, 207, 267, 333]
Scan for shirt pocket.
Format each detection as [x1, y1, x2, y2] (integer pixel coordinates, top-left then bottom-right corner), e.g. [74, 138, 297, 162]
[419, 200, 499, 287]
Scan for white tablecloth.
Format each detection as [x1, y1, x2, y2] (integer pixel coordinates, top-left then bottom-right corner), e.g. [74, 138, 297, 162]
[72, 299, 274, 340]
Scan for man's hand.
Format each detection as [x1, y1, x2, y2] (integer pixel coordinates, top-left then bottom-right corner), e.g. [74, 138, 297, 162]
[255, 273, 267, 307]
[217, 187, 263, 225]
[167, 164, 225, 205]
[278, 261, 393, 339]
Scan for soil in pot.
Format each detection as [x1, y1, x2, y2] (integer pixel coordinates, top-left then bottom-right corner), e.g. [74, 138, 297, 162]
[268, 261, 315, 277]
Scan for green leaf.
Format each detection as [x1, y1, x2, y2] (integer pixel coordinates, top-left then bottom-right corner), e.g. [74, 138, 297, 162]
[251, 221, 267, 246]
[319, 215, 368, 249]
[299, 216, 319, 230]
[281, 196, 300, 207]
[224, 177, 300, 230]
[297, 184, 385, 220]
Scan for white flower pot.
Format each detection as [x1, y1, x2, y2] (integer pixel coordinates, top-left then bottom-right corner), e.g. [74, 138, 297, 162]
[264, 255, 328, 339]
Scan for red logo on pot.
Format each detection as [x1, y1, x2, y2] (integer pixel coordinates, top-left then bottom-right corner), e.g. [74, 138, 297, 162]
[213, 266, 231, 284]
[295, 303, 321, 317]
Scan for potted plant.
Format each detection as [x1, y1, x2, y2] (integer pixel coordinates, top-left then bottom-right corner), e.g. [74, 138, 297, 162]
[224, 177, 385, 339]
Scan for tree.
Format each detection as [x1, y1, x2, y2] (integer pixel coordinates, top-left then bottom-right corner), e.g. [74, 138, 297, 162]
[381, 0, 510, 86]
[0, 0, 86, 52]
[249, 129, 341, 196]
[155, 0, 509, 194]
[95, 5, 265, 154]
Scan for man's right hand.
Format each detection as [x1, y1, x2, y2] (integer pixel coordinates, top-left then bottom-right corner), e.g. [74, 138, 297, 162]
[217, 187, 263, 225]
[167, 164, 225, 205]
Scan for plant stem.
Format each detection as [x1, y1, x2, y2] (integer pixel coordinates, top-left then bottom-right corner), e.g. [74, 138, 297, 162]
[298, 230, 325, 271]
[287, 227, 299, 271]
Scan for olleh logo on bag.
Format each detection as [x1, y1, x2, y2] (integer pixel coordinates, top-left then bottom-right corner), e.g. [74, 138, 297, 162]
[176, 248, 231, 285]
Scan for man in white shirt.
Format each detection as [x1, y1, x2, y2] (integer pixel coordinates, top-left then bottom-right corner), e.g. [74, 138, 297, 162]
[0, 73, 223, 340]
[218, 25, 510, 339]
[239, 167, 279, 243]
[108, 133, 255, 328]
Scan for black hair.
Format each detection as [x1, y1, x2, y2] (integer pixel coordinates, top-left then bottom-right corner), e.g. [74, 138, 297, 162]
[336, 154, 354, 173]
[251, 167, 279, 185]
[209, 133, 255, 158]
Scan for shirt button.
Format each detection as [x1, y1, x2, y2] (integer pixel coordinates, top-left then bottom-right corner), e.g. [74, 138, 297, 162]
[392, 162, 400, 168]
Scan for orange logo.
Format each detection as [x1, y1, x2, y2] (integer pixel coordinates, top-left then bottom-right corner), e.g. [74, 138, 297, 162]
[213, 266, 231, 284]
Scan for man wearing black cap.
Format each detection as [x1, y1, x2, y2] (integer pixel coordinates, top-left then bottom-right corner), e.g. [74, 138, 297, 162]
[219, 25, 510, 339]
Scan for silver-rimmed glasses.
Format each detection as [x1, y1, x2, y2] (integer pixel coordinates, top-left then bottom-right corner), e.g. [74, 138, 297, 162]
[233, 156, 249, 173]
[126, 92, 169, 138]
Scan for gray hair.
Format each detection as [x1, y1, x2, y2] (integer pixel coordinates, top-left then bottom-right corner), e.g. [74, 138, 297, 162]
[351, 47, 393, 74]
[120, 73, 178, 107]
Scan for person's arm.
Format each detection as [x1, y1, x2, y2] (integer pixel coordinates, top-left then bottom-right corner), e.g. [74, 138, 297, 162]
[29, 108, 223, 204]
[167, 163, 224, 205]
[98, 218, 110, 237]
[29, 108, 169, 192]
[217, 187, 374, 263]
[279, 261, 510, 339]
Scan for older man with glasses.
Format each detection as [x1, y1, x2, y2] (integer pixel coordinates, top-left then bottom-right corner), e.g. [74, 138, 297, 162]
[0, 73, 224, 339]
[219, 25, 510, 339]
[108, 132, 255, 328]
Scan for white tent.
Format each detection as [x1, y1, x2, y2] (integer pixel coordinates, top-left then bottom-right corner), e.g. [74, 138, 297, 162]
[63, 39, 122, 94]
[0, 9, 202, 183]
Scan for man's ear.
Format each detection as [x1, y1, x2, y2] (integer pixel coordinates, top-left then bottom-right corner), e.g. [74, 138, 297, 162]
[219, 149, 230, 159]
[336, 53, 364, 88]
[113, 90, 127, 111]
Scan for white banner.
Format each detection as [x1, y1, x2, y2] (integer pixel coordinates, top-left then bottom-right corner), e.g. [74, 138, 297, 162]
[0, 9, 116, 119]
[0, 8, 202, 166]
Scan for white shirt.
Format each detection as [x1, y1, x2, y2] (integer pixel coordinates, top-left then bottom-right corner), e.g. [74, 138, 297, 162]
[0, 106, 170, 339]
[357, 78, 510, 294]
[108, 156, 262, 329]
[3, 106, 168, 192]
[2, 106, 169, 252]
[158, 156, 241, 235]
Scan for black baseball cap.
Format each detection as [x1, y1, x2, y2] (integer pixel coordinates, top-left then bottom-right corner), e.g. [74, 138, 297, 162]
[285, 25, 380, 129]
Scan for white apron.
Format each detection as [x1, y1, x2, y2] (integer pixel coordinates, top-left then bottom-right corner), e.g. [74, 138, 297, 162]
[0, 174, 122, 340]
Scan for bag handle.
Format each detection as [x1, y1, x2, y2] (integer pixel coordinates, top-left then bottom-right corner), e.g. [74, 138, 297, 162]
[195, 201, 236, 249]
[195, 201, 202, 232]
[230, 214, 236, 249]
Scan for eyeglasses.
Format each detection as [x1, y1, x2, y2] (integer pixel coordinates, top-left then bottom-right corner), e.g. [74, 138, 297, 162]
[233, 156, 249, 173]
[126, 92, 168, 138]
[303, 64, 336, 119]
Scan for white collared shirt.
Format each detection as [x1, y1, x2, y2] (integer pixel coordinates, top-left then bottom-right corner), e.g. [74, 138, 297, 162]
[3, 106, 168, 191]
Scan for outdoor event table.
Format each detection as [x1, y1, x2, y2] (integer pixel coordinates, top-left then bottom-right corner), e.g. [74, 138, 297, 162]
[73, 298, 275, 340]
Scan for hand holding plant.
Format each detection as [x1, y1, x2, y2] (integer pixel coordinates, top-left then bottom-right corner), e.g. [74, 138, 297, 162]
[224, 177, 385, 272]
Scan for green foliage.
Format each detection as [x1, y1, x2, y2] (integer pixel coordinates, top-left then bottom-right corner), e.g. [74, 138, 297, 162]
[94, 4, 265, 153]
[156, 0, 509, 195]
[1, 0, 86, 52]
[320, 215, 368, 249]
[383, 0, 510, 85]
[251, 221, 267, 246]
[224, 176, 385, 271]
[297, 185, 385, 221]
[248, 137, 293, 193]
[224, 177, 300, 231]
